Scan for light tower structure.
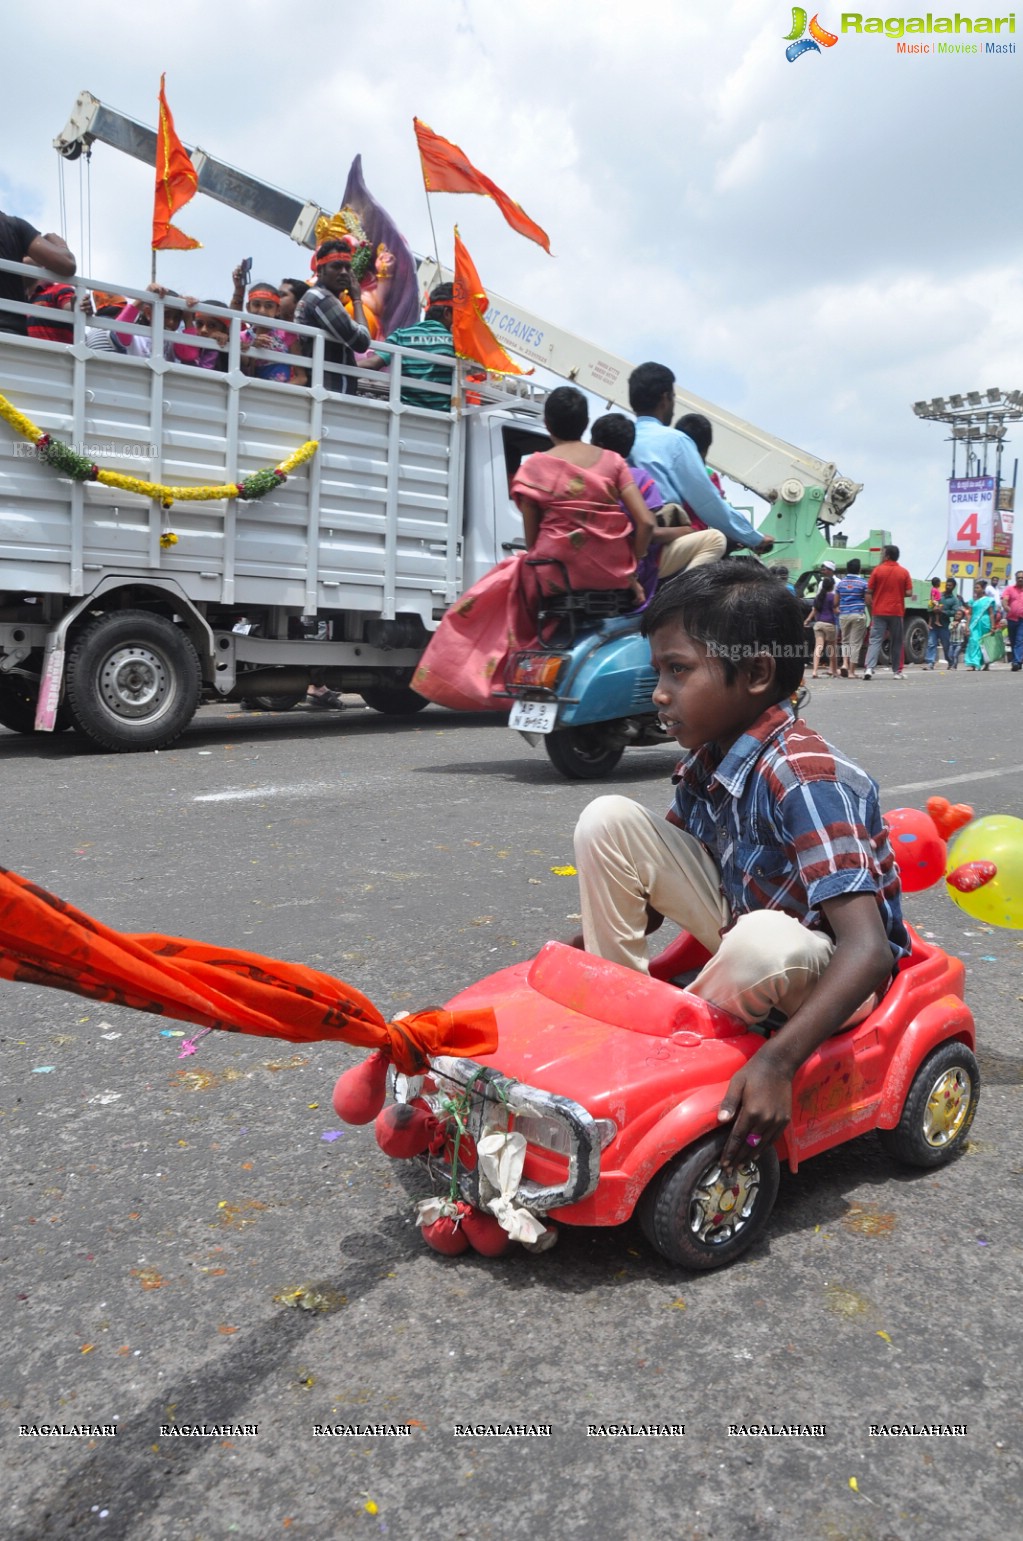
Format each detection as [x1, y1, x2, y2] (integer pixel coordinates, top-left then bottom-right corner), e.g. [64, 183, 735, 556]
[912, 388, 1020, 588]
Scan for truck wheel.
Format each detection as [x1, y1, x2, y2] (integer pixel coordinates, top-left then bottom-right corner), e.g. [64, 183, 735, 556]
[638, 1131, 780, 1270]
[544, 726, 625, 780]
[360, 685, 428, 716]
[903, 617, 929, 666]
[877, 1041, 979, 1169]
[0, 678, 72, 735]
[66, 610, 202, 752]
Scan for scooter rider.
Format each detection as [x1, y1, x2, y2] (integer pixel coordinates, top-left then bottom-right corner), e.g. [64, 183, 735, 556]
[628, 363, 774, 557]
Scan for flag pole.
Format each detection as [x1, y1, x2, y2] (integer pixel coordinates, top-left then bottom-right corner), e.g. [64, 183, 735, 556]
[422, 182, 443, 278]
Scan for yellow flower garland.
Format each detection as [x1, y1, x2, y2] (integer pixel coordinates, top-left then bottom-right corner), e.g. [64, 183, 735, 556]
[0, 390, 318, 509]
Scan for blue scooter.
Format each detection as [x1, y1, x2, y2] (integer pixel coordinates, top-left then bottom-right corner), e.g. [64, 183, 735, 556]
[501, 568, 668, 779]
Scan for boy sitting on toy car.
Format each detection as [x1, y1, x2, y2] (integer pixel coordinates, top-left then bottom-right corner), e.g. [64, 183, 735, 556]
[572, 560, 909, 1171]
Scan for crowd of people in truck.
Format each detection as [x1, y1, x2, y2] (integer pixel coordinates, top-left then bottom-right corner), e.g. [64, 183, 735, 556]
[0, 208, 456, 403]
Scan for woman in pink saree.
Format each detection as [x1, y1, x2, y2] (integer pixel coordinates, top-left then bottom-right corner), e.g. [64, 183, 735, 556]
[412, 387, 655, 712]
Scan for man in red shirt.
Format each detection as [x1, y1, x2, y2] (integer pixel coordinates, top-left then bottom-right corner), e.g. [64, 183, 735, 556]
[1002, 568, 1023, 671]
[863, 544, 914, 680]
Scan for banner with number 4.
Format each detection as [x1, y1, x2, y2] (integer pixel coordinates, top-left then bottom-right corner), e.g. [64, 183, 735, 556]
[948, 476, 995, 551]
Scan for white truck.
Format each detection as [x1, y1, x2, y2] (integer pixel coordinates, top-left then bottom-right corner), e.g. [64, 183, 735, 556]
[0, 266, 550, 748]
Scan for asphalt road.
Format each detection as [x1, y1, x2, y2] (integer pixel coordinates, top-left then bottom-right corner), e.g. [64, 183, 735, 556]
[2, 666, 1021, 1541]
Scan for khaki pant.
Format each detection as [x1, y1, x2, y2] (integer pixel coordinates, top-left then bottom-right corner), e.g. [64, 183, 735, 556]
[657, 526, 727, 577]
[840, 612, 868, 670]
[574, 795, 876, 1027]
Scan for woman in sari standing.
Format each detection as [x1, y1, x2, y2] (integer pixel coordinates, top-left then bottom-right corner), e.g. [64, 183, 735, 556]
[412, 387, 655, 712]
[963, 580, 1000, 670]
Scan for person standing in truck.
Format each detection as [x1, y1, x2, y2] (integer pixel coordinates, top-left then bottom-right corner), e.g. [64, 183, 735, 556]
[294, 238, 371, 395]
[627, 363, 774, 557]
[0, 213, 75, 334]
[363, 283, 457, 410]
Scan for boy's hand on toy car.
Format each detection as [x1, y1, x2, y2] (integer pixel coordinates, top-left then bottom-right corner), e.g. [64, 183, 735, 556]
[717, 1051, 793, 1170]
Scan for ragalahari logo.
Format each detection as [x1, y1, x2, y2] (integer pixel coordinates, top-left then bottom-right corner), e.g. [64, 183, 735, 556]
[784, 7, 839, 58]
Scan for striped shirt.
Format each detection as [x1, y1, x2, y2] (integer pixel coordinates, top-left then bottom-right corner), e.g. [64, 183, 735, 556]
[667, 704, 909, 962]
[835, 574, 868, 615]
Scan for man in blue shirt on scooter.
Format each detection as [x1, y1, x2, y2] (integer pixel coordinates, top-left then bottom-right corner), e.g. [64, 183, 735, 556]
[629, 362, 774, 556]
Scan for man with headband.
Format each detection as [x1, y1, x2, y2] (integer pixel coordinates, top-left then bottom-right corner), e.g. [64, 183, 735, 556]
[294, 238, 371, 395]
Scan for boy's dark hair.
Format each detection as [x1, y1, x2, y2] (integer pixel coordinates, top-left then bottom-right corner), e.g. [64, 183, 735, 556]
[628, 361, 675, 416]
[845, 557, 861, 574]
[675, 411, 713, 460]
[427, 282, 454, 307]
[772, 565, 790, 580]
[945, 576, 957, 588]
[543, 385, 589, 441]
[281, 278, 310, 299]
[884, 544, 900, 561]
[929, 576, 941, 586]
[642, 560, 807, 696]
[590, 412, 636, 457]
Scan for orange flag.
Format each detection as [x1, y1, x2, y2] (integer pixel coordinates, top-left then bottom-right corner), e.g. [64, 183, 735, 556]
[414, 118, 550, 254]
[0, 865, 497, 1073]
[152, 74, 201, 251]
[452, 229, 530, 379]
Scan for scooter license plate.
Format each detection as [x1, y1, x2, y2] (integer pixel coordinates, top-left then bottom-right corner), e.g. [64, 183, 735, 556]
[509, 699, 558, 735]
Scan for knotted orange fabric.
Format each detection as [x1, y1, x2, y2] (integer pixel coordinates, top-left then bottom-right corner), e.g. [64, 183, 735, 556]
[0, 867, 496, 1073]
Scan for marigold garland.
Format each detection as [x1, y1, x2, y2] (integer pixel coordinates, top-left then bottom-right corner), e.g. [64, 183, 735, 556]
[0, 390, 318, 510]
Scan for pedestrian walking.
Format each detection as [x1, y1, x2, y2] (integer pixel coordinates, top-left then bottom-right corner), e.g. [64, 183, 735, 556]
[925, 577, 963, 670]
[1002, 568, 1023, 672]
[863, 545, 913, 680]
[836, 558, 869, 677]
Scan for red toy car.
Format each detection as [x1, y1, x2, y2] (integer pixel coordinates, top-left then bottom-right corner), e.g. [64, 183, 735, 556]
[381, 926, 978, 1270]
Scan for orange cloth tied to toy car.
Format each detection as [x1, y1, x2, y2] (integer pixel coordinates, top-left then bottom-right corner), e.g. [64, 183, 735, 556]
[0, 867, 496, 1073]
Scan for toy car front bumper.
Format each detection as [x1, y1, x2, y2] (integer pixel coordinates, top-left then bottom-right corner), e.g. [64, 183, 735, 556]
[395, 1055, 605, 1215]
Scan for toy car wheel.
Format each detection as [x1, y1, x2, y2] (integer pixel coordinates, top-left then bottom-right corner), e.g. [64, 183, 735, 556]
[877, 1040, 979, 1169]
[638, 1130, 779, 1271]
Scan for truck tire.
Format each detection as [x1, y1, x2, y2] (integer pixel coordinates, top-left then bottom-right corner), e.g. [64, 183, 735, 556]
[360, 685, 429, 716]
[903, 617, 929, 667]
[0, 677, 72, 735]
[66, 610, 202, 752]
[876, 1041, 979, 1169]
[544, 726, 625, 780]
[637, 1130, 780, 1271]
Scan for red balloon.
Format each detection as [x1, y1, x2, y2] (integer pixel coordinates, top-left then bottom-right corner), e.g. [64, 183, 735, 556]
[947, 860, 997, 894]
[374, 1102, 437, 1159]
[332, 1049, 389, 1125]
[926, 797, 974, 841]
[421, 1204, 471, 1255]
[885, 808, 947, 893]
[460, 1206, 513, 1257]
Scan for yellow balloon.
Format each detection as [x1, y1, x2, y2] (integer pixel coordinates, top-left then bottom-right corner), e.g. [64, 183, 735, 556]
[946, 815, 1023, 929]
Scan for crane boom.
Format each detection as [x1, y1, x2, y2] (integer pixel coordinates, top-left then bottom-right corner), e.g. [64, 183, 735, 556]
[417, 261, 861, 520]
[54, 90, 327, 247]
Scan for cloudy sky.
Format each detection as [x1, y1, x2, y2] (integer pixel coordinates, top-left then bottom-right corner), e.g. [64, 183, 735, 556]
[3, 0, 1021, 577]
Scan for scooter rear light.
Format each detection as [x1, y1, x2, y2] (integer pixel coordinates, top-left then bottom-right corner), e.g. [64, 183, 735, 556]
[508, 651, 566, 691]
